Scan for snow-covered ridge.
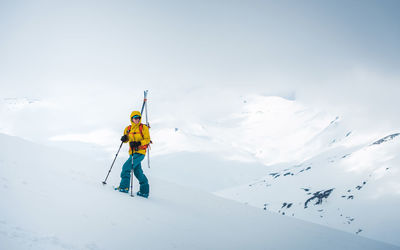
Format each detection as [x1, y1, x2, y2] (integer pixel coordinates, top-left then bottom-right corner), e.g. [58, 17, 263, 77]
[2, 97, 41, 110]
[154, 95, 387, 166]
[215, 131, 400, 246]
[153, 95, 336, 163]
[0, 97, 54, 138]
[371, 133, 400, 145]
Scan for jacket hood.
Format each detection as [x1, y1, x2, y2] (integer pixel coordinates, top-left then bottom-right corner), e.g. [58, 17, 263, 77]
[130, 111, 142, 127]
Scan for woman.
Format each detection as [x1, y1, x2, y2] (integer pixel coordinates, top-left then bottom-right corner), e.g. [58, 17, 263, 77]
[118, 111, 151, 198]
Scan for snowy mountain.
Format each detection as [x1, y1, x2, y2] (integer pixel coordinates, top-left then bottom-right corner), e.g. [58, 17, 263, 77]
[215, 131, 400, 245]
[1, 133, 399, 250]
[146, 95, 400, 247]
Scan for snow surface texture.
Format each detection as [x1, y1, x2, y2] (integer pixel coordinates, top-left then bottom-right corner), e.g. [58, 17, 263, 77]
[1, 134, 399, 250]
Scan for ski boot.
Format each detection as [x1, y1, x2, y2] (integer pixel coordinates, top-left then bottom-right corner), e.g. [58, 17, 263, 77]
[136, 191, 149, 198]
[115, 187, 129, 193]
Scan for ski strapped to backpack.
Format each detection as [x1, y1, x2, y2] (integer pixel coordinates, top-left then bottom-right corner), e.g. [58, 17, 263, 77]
[126, 124, 152, 150]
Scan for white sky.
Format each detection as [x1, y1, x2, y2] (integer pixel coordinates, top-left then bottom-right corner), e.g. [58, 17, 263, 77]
[0, 0, 399, 143]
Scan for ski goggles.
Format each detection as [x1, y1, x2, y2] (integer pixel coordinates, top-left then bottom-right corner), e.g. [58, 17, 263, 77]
[132, 115, 141, 120]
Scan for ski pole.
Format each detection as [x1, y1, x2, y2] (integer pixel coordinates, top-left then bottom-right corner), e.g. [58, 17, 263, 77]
[147, 146, 150, 169]
[102, 141, 124, 185]
[145, 95, 151, 168]
[130, 155, 134, 197]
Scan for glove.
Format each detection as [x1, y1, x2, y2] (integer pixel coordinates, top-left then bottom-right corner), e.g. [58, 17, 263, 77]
[120, 135, 128, 142]
[130, 141, 141, 150]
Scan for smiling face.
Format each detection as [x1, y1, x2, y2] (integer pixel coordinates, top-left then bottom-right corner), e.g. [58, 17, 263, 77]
[130, 111, 142, 125]
[132, 116, 141, 124]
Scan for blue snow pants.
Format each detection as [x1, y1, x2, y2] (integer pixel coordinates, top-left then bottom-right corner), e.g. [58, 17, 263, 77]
[119, 153, 149, 194]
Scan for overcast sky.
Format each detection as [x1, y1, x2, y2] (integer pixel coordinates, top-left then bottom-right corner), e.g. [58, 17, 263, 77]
[1, 0, 399, 142]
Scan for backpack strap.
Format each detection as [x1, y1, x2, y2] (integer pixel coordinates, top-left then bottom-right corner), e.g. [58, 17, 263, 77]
[126, 125, 132, 134]
[138, 124, 150, 150]
[139, 124, 144, 138]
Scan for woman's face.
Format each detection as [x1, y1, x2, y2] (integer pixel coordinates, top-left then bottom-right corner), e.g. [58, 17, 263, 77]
[132, 117, 140, 124]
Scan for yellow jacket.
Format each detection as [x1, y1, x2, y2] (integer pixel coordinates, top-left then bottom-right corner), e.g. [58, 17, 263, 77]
[123, 111, 151, 155]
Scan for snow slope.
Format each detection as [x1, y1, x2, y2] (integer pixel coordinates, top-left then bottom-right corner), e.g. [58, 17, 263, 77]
[202, 98, 400, 246]
[1, 133, 398, 250]
[215, 131, 400, 246]
[149, 151, 269, 192]
[146, 95, 400, 247]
